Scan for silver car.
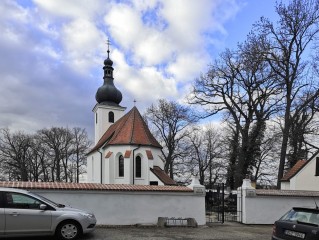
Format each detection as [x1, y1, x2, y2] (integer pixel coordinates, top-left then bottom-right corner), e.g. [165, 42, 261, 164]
[0, 187, 96, 239]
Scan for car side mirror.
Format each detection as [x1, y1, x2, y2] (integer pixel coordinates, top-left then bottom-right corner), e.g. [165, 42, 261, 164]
[39, 204, 47, 210]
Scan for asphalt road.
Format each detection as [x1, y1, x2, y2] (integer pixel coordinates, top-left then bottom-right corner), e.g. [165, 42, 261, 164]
[6, 222, 273, 240]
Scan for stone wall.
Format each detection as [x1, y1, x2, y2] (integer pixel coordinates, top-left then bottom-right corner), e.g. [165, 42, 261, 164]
[0, 179, 206, 226]
[238, 179, 319, 224]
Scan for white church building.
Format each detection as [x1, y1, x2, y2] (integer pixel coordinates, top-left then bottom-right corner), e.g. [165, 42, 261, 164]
[86, 48, 176, 186]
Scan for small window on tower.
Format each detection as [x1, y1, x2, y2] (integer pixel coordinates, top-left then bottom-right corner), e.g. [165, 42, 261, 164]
[96, 113, 97, 124]
[109, 111, 114, 123]
[316, 157, 319, 176]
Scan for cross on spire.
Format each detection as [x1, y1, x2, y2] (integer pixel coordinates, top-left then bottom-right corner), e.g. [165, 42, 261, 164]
[106, 38, 111, 58]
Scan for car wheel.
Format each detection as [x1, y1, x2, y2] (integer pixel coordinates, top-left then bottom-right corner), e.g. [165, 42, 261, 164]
[56, 221, 82, 240]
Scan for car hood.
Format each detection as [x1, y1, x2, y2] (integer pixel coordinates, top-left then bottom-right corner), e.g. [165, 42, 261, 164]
[56, 206, 93, 215]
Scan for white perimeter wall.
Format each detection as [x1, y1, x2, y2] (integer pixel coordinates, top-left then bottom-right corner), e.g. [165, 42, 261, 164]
[239, 180, 318, 224]
[32, 190, 206, 226]
[242, 194, 316, 224]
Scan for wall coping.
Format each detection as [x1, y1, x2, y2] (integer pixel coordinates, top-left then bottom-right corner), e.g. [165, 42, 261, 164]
[256, 189, 319, 197]
[0, 181, 193, 193]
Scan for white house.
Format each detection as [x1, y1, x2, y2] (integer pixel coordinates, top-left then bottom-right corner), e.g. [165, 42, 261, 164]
[86, 47, 176, 186]
[280, 150, 319, 190]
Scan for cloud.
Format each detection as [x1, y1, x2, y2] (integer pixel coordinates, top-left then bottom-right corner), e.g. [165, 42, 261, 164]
[0, 0, 242, 140]
[61, 18, 106, 72]
[33, 0, 105, 19]
[105, 0, 240, 105]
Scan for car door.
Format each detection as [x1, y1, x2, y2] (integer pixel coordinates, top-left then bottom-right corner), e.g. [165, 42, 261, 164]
[0, 192, 5, 235]
[4, 192, 52, 235]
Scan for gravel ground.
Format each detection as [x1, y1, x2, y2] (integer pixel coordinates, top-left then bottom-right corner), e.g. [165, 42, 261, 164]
[6, 222, 273, 240]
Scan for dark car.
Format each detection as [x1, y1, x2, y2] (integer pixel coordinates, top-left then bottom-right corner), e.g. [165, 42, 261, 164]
[272, 207, 319, 240]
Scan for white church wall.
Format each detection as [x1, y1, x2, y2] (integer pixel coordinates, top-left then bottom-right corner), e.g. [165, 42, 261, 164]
[32, 189, 206, 226]
[93, 104, 125, 144]
[148, 159, 154, 169]
[103, 153, 110, 184]
[87, 152, 102, 183]
[89, 145, 169, 185]
[152, 148, 165, 169]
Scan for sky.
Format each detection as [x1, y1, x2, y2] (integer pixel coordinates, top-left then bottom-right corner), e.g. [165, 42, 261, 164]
[0, 0, 278, 140]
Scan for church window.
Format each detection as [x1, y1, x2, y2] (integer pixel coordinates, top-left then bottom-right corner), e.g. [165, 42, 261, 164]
[95, 113, 98, 124]
[109, 111, 114, 123]
[119, 155, 124, 177]
[136, 156, 141, 178]
[316, 157, 319, 176]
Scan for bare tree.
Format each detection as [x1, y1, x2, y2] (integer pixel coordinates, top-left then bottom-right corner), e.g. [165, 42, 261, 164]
[223, 124, 240, 190]
[31, 136, 51, 181]
[287, 96, 319, 167]
[0, 127, 91, 182]
[185, 125, 224, 186]
[145, 99, 198, 179]
[71, 127, 91, 183]
[38, 127, 66, 181]
[0, 129, 32, 181]
[191, 39, 281, 188]
[253, 0, 319, 187]
[36, 127, 90, 182]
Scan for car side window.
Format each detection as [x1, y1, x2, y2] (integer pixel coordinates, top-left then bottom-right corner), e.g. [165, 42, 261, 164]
[5, 192, 43, 210]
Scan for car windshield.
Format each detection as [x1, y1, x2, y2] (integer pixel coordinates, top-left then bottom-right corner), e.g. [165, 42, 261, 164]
[28, 192, 64, 208]
[281, 208, 319, 226]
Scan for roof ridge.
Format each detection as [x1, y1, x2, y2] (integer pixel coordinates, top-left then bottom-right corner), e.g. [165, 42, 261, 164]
[129, 107, 136, 144]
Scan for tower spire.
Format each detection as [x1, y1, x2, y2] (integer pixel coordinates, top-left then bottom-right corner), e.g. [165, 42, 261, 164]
[95, 38, 122, 105]
[106, 38, 111, 59]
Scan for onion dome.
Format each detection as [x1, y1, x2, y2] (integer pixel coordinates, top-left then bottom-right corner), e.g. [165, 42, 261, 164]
[104, 56, 113, 66]
[95, 43, 122, 105]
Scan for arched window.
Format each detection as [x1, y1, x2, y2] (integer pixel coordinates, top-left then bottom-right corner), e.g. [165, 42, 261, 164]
[119, 155, 124, 177]
[109, 111, 114, 123]
[135, 156, 141, 178]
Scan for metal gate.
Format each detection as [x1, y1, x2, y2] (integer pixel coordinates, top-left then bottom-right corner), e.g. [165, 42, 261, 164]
[206, 183, 242, 223]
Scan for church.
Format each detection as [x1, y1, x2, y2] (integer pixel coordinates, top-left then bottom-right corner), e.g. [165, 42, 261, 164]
[86, 47, 176, 186]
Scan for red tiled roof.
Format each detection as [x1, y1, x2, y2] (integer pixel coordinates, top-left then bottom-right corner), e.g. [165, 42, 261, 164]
[150, 166, 177, 186]
[0, 181, 192, 192]
[146, 150, 154, 160]
[281, 160, 308, 181]
[256, 189, 319, 197]
[89, 107, 162, 154]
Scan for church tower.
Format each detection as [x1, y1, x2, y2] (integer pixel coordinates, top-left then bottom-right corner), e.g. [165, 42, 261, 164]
[93, 42, 126, 144]
[87, 41, 176, 186]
